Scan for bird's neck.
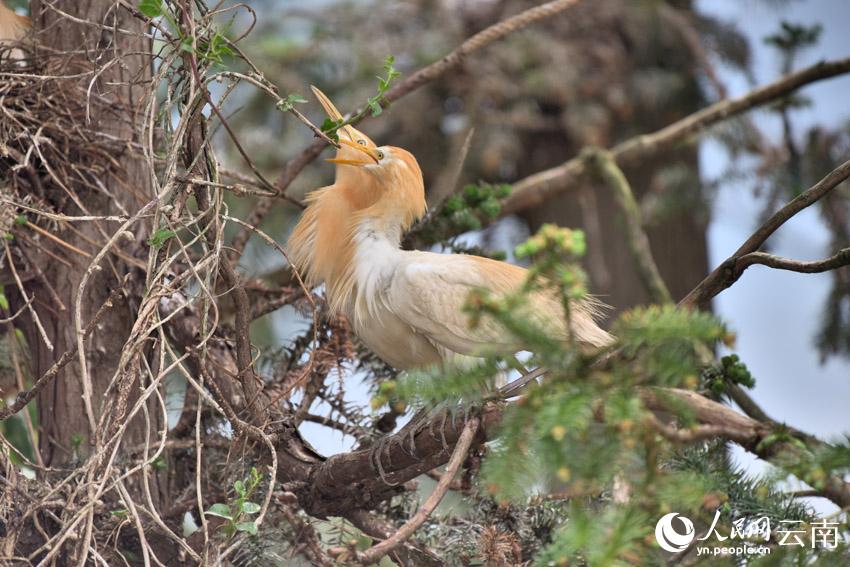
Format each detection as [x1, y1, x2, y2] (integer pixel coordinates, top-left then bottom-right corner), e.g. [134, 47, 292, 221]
[288, 190, 408, 318]
[353, 215, 404, 249]
[346, 218, 406, 322]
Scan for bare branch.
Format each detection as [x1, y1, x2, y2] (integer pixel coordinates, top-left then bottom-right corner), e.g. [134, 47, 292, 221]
[503, 57, 850, 214]
[583, 148, 673, 304]
[640, 387, 850, 508]
[0, 282, 127, 421]
[736, 247, 850, 274]
[681, 157, 850, 308]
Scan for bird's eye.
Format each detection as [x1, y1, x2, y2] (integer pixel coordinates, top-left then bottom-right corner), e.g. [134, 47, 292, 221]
[357, 139, 367, 146]
[376, 150, 384, 160]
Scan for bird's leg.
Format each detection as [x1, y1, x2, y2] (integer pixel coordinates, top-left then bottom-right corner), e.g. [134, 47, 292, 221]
[457, 402, 483, 450]
[375, 443, 399, 487]
[367, 406, 429, 481]
[427, 406, 453, 453]
[460, 402, 474, 436]
[369, 434, 401, 487]
[495, 366, 547, 399]
[396, 407, 429, 458]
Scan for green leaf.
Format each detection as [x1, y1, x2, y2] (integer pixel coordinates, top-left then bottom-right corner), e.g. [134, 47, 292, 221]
[381, 55, 401, 88]
[278, 93, 308, 113]
[0, 294, 9, 312]
[320, 118, 342, 142]
[14, 215, 27, 226]
[235, 521, 258, 535]
[147, 228, 177, 249]
[365, 55, 401, 116]
[138, 0, 164, 18]
[240, 501, 261, 515]
[204, 503, 233, 520]
[204, 32, 233, 64]
[320, 117, 342, 132]
[179, 38, 196, 54]
[234, 479, 246, 496]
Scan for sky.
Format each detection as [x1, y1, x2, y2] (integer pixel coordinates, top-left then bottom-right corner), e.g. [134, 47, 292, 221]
[696, 0, 850, 512]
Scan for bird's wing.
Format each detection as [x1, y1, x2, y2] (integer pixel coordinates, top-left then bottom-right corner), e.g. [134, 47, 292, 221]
[386, 252, 611, 358]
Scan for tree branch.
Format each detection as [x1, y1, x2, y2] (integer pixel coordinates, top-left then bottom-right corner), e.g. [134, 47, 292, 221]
[735, 247, 850, 274]
[352, 418, 480, 566]
[344, 510, 444, 567]
[680, 157, 850, 308]
[0, 281, 127, 420]
[502, 56, 850, 214]
[584, 148, 673, 304]
[294, 405, 500, 518]
[380, 0, 582, 107]
[640, 387, 850, 508]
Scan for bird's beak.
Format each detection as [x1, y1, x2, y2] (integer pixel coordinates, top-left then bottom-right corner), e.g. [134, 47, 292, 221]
[326, 138, 381, 166]
[311, 85, 358, 141]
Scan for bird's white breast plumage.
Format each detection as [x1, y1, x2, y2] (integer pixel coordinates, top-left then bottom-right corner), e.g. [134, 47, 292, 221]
[347, 225, 612, 370]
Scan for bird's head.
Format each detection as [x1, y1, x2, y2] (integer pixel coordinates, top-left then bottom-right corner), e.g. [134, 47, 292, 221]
[311, 86, 381, 172]
[311, 86, 426, 232]
[288, 88, 427, 313]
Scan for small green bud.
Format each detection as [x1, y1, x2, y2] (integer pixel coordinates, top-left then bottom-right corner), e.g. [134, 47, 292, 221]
[452, 209, 481, 231]
[478, 197, 501, 219]
[495, 184, 512, 199]
[463, 184, 482, 201]
[443, 195, 463, 213]
[571, 230, 587, 257]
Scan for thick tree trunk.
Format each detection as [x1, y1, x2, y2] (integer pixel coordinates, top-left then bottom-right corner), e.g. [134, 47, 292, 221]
[26, 0, 157, 461]
[9, 3, 174, 556]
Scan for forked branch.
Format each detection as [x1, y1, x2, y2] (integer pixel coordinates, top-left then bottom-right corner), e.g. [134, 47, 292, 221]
[681, 157, 850, 308]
